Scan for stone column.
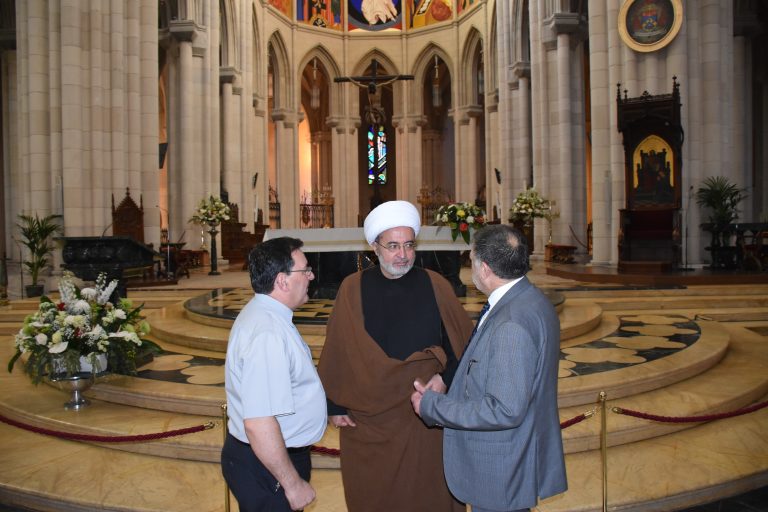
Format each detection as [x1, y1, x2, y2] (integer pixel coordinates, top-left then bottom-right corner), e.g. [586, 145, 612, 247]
[485, 92, 501, 221]
[220, 67, 239, 205]
[548, 10, 585, 249]
[272, 108, 299, 227]
[392, 114, 425, 203]
[511, 62, 531, 215]
[588, 0, 615, 265]
[328, 117, 358, 227]
[454, 106, 483, 203]
[139, 0, 160, 245]
[60, 0, 90, 233]
[421, 128, 440, 186]
[311, 130, 332, 189]
[169, 21, 196, 246]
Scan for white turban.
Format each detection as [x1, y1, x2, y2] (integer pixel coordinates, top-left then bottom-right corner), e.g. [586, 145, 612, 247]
[363, 200, 421, 245]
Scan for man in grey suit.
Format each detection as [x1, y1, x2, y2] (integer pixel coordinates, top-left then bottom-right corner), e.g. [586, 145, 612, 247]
[411, 224, 567, 512]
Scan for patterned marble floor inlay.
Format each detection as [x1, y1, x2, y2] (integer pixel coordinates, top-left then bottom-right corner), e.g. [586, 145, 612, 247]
[560, 314, 700, 377]
[137, 351, 225, 386]
[185, 287, 494, 323]
[148, 290, 707, 388]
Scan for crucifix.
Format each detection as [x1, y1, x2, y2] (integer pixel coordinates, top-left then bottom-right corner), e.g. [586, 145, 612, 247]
[335, 59, 414, 209]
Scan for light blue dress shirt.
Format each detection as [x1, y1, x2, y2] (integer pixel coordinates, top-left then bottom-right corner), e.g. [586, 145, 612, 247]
[225, 294, 326, 447]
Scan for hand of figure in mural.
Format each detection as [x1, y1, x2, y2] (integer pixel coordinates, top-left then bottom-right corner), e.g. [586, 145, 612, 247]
[362, 0, 398, 24]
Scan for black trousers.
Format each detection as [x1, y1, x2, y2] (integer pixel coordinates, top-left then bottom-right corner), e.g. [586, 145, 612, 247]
[221, 433, 312, 512]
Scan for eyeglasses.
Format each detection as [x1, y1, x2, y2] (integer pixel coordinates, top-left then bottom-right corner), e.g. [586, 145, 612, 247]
[287, 266, 313, 276]
[374, 241, 417, 253]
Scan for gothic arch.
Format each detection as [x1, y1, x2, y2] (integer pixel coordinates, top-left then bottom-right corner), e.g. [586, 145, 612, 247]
[351, 49, 399, 77]
[410, 44, 453, 115]
[297, 46, 343, 119]
[411, 45, 456, 201]
[349, 50, 402, 120]
[251, 6, 263, 101]
[488, 2, 498, 95]
[219, 0, 239, 68]
[460, 28, 484, 106]
[512, 0, 531, 64]
[267, 32, 292, 110]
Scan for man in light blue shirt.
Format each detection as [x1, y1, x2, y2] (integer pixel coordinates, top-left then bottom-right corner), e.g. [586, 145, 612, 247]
[222, 237, 327, 511]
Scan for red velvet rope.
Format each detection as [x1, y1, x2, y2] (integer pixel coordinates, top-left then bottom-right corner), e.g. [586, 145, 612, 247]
[613, 400, 768, 423]
[311, 445, 340, 456]
[0, 412, 214, 443]
[7, 399, 762, 450]
[560, 412, 592, 429]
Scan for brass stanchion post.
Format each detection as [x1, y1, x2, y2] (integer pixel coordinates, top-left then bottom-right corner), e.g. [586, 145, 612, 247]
[599, 391, 608, 512]
[222, 404, 230, 512]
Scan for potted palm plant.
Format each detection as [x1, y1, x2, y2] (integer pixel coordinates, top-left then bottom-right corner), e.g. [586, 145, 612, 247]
[695, 176, 747, 268]
[16, 213, 62, 297]
[695, 176, 746, 229]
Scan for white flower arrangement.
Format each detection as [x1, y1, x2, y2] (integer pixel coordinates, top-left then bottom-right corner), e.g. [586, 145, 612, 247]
[189, 195, 231, 226]
[7, 272, 160, 384]
[509, 188, 556, 224]
[435, 202, 487, 244]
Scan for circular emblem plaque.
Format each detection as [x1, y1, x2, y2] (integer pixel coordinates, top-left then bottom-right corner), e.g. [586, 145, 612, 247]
[618, 0, 683, 53]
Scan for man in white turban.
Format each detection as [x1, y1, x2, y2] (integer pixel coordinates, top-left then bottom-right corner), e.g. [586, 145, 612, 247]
[362, 199, 421, 245]
[318, 201, 473, 512]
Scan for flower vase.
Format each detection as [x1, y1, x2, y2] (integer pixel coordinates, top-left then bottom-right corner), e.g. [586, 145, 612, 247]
[208, 224, 220, 275]
[512, 220, 534, 254]
[48, 354, 107, 410]
[49, 373, 95, 410]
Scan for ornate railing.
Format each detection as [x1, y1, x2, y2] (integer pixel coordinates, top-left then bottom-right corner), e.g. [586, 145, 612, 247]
[299, 204, 334, 229]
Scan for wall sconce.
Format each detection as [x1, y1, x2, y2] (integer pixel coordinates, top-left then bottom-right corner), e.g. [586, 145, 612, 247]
[432, 55, 441, 108]
[310, 58, 320, 110]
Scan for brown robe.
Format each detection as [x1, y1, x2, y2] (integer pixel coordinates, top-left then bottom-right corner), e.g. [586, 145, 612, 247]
[318, 269, 473, 512]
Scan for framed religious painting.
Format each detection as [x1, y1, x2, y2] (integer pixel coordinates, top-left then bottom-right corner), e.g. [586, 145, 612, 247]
[618, 0, 683, 53]
[629, 135, 677, 208]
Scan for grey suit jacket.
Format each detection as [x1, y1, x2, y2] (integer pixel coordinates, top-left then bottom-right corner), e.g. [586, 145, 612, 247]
[420, 276, 567, 510]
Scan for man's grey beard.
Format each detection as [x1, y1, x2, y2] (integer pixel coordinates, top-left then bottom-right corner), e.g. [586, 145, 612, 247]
[380, 259, 414, 278]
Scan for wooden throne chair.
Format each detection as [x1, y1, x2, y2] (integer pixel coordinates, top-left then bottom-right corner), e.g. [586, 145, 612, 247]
[112, 188, 145, 244]
[109, 188, 157, 281]
[221, 202, 263, 267]
[616, 78, 683, 272]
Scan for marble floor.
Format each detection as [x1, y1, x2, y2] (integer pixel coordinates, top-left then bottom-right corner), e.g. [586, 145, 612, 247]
[0, 264, 767, 511]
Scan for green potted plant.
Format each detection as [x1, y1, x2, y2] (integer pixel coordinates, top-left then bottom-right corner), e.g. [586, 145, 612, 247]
[16, 213, 62, 297]
[695, 176, 746, 229]
[695, 176, 747, 268]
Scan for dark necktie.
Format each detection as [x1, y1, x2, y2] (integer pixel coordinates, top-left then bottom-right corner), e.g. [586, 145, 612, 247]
[469, 301, 490, 342]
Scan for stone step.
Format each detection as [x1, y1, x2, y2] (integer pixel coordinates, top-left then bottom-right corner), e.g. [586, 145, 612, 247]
[1, 394, 765, 511]
[590, 296, 768, 312]
[539, 405, 768, 512]
[89, 315, 731, 415]
[149, 299, 604, 355]
[1, 284, 767, 512]
[3, 320, 763, 469]
[560, 323, 768, 453]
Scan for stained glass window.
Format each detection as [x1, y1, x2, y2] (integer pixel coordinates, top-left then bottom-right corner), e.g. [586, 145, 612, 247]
[367, 125, 387, 185]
